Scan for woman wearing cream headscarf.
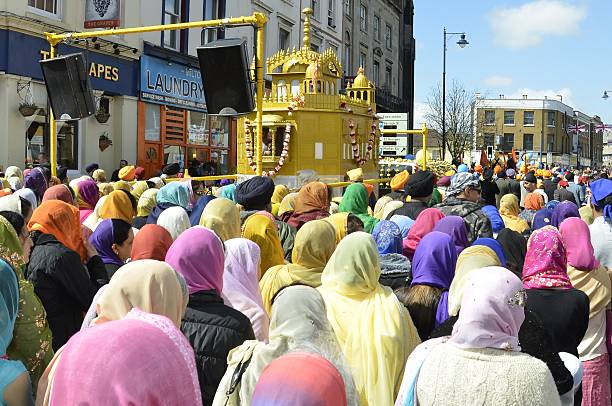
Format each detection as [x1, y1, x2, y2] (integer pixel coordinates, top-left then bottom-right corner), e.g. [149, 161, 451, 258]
[373, 195, 393, 220]
[499, 194, 530, 234]
[447, 245, 501, 317]
[133, 188, 159, 229]
[213, 285, 358, 406]
[259, 220, 336, 314]
[97, 182, 114, 196]
[271, 185, 289, 217]
[318, 232, 420, 405]
[157, 206, 190, 240]
[130, 181, 149, 201]
[242, 214, 285, 279]
[199, 197, 241, 241]
[277, 193, 298, 222]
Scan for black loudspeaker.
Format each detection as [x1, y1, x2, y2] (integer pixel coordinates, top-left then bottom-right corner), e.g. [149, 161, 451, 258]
[197, 38, 254, 115]
[40, 53, 96, 120]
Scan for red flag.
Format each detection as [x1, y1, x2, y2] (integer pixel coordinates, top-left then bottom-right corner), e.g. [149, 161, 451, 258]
[480, 149, 489, 167]
[511, 147, 517, 163]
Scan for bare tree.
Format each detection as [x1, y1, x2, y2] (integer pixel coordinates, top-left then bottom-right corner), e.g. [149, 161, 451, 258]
[425, 80, 475, 161]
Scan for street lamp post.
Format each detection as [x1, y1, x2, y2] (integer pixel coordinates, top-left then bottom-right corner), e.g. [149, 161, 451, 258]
[602, 90, 612, 100]
[442, 28, 469, 162]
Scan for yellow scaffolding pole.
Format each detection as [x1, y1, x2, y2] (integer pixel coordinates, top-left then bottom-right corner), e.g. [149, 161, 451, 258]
[380, 123, 429, 169]
[44, 13, 267, 177]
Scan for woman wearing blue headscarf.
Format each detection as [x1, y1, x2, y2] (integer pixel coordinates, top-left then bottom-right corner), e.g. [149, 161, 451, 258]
[372, 220, 411, 290]
[550, 200, 579, 228]
[472, 237, 507, 266]
[532, 208, 553, 230]
[389, 215, 414, 239]
[0, 259, 34, 404]
[146, 181, 191, 224]
[589, 178, 612, 268]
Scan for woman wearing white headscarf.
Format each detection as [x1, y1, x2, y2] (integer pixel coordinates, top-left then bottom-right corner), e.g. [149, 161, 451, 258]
[157, 206, 190, 240]
[212, 285, 358, 406]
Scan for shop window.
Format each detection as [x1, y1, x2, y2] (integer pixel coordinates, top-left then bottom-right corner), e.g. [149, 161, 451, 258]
[57, 122, 79, 170]
[145, 104, 161, 142]
[25, 113, 78, 170]
[164, 145, 185, 170]
[210, 149, 228, 174]
[210, 116, 229, 148]
[188, 148, 209, 169]
[188, 111, 208, 145]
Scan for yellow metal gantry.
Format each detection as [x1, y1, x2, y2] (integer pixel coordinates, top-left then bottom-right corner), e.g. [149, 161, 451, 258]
[44, 13, 268, 177]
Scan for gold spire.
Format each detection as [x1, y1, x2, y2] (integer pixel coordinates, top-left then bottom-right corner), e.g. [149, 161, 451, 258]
[302, 8, 313, 50]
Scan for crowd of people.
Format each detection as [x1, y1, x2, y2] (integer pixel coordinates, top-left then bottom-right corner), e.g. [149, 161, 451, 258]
[0, 157, 611, 405]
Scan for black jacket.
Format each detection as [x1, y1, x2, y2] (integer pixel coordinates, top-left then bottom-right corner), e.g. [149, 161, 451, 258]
[543, 179, 556, 202]
[26, 232, 108, 350]
[180, 290, 255, 406]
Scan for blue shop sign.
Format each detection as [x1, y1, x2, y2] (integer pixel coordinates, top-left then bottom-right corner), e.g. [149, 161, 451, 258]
[0, 29, 138, 96]
[140, 55, 206, 111]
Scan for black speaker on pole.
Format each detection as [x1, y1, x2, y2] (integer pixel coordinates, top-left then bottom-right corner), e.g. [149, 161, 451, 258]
[196, 38, 254, 115]
[40, 53, 96, 120]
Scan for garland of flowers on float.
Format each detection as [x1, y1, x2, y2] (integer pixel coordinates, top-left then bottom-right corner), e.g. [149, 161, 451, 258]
[348, 118, 378, 167]
[243, 119, 292, 177]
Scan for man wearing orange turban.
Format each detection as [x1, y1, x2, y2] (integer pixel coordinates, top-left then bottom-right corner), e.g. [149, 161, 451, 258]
[118, 165, 136, 181]
[389, 170, 409, 198]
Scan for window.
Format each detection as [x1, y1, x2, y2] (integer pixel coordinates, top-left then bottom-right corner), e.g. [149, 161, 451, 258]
[373, 60, 380, 85]
[359, 52, 366, 70]
[504, 111, 515, 125]
[344, 32, 351, 74]
[327, 0, 336, 27]
[547, 134, 555, 152]
[523, 111, 534, 126]
[360, 4, 367, 32]
[503, 133, 514, 151]
[163, 0, 181, 49]
[312, 0, 320, 20]
[164, 145, 185, 171]
[484, 133, 494, 147]
[344, 0, 352, 17]
[523, 134, 534, 150]
[210, 116, 229, 148]
[203, 0, 221, 43]
[385, 66, 392, 89]
[373, 15, 380, 41]
[279, 27, 290, 50]
[145, 104, 161, 142]
[385, 24, 392, 49]
[187, 111, 208, 145]
[547, 111, 555, 126]
[484, 110, 495, 125]
[28, 0, 59, 16]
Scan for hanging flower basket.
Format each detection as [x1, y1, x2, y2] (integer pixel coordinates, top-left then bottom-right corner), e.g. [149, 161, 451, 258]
[94, 109, 110, 123]
[18, 103, 38, 117]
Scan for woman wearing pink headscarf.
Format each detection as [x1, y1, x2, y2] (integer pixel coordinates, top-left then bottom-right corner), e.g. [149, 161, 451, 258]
[560, 217, 612, 406]
[402, 208, 445, 259]
[396, 267, 560, 406]
[523, 226, 589, 358]
[222, 238, 270, 342]
[165, 226, 255, 405]
[47, 309, 202, 405]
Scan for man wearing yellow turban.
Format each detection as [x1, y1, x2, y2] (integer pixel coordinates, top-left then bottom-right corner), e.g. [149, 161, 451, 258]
[118, 165, 135, 181]
[388, 170, 409, 200]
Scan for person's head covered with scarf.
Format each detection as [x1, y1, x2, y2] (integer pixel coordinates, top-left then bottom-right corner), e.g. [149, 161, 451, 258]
[472, 237, 507, 266]
[199, 197, 241, 242]
[522, 226, 571, 289]
[242, 214, 285, 279]
[131, 224, 173, 261]
[532, 208, 553, 230]
[446, 172, 480, 200]
[339, 183, 379, 233]
[24, 167, 48, 203]
[235, 176, 275, 211]
[372, 220, 403, 255]
[590, 178, 612, 224]
[496, 228, 527, 278]
[432, 215, 469, 256]
[551, 200, 580, 228]
[403, 208, 445, 259]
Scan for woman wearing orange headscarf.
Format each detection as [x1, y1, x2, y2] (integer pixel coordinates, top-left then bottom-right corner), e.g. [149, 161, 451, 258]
[520, 192, 544, 227]
[26, 201, 109, 350]
[287, 181, 330, 230]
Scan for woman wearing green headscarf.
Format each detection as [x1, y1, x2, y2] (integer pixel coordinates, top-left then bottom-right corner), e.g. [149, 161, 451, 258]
[0, 214, 53, 390]
[339, 183, 379, 233]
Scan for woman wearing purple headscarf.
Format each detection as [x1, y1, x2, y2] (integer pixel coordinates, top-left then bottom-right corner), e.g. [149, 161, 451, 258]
[432, 216, 469, 256]
[24, 167, 48, 204]
[550, 200, 580, 228]
[396, 231, 457, 341]
[75, 179, 100, 223]
[165, 226, 255, 404]
[89, 218, 133, 279]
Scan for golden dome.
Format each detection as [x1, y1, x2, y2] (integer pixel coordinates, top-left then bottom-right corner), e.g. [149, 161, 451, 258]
[352, 67, 370, 88]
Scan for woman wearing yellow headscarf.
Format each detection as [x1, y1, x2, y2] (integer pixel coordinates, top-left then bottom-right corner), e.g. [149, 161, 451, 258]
[259, 220, 336, 314]
[318, 232, 420, 405]
[499, 194, 530, 234]
[325, 213, 350, 244]
[270, 185, 289, 217]
[242, 214, 285, 279]
[131, 181, 149, 201]
[113, 180, 131, 193]
[447, 245, 502, 317]
[99, 190, 135, 224]
[199, 197, 241, 242]
[97, 183, 114, 196]
[277, 192, 298, 222]
[134, 188, 159, 229]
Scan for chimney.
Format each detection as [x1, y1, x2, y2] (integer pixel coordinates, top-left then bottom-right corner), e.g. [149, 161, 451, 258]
[522, 94, 528, 99]
[544, 96, 548, 100]
[499, 94, 504, 99]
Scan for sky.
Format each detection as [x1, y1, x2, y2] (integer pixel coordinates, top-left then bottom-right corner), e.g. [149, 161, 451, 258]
[412, 0, 612, 127]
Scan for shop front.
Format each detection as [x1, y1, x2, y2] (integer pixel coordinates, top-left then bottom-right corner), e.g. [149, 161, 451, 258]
[0, 29, 138, 174]
[137, 50, 236, 178]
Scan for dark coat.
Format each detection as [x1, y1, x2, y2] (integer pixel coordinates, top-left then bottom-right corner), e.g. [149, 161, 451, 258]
[435, 197, 493, 243]
[387, 200, 429, 220]
[26, 232, 108, 350]
[180, 291, 255, 406]
[481, 178, 500, 207]
[543, 179, 557, 202]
